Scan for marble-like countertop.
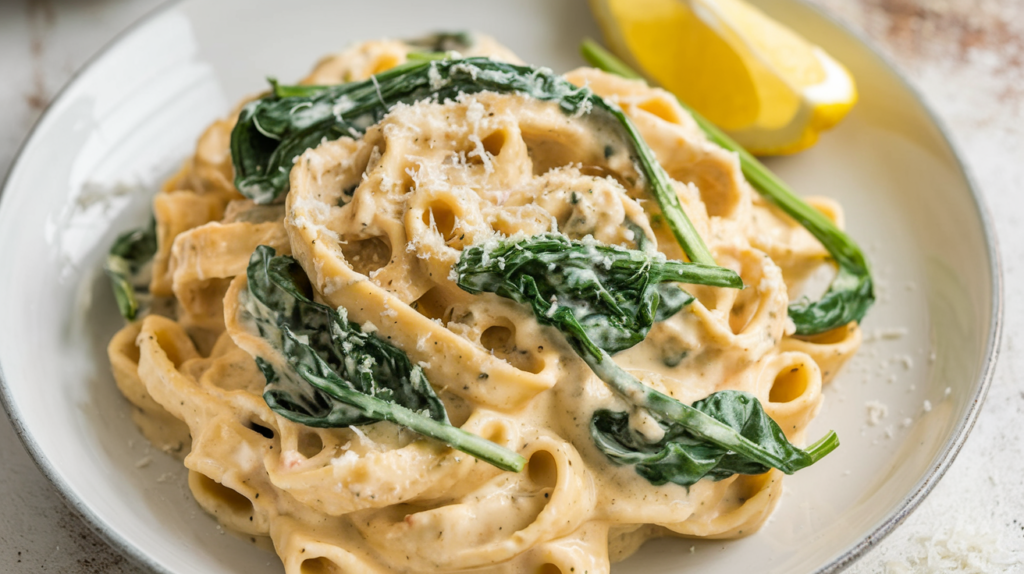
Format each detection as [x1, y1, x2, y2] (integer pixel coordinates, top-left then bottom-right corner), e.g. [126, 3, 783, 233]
[1, 0, 1021, 572]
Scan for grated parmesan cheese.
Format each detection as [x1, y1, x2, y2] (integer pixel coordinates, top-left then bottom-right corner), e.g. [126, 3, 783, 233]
[866, 400, 889, 426]
[884, 524, 1021, 573]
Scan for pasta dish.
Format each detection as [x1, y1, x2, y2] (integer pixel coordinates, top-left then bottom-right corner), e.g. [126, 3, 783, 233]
[105, 33, 871, 574]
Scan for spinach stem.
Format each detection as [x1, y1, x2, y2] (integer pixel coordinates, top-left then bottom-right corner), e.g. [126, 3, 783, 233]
[233, 56, 719, 266]
[301, 369, 526, 472]
[613, 107, 716, 265]
[804, 431, 842, 464]
[655, 261, 744, 288]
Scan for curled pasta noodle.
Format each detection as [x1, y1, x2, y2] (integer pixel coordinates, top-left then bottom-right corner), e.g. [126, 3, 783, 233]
[272, 516, 391, 574]
[782, 322, 863, 384]
[664, 470, 784, 538]
[170, 218, 291, 336]
[525, 522, 613, 574]
[353, 432, 594, 571]
[108, 322, 191, 455]
[758, 351, 825, 435]
[262, 419, 473, 517]
[151, 191, 228, 296]
[106, 35, 862, 574]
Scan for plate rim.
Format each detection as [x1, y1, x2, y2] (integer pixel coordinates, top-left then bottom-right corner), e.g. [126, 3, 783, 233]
[793, 1, 1004, 570]
[0, 1, 188, 572]
[0, 1, 1003, 573]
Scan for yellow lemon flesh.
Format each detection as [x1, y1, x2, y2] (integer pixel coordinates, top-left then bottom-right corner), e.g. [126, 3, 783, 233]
[591, 0, 857, 155]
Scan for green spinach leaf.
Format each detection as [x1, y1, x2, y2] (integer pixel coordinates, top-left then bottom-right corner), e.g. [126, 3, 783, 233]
[454, 233, 741, 357]
[243, 245, 525, 472]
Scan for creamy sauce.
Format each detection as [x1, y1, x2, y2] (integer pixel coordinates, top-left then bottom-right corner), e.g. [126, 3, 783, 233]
[107, 36, 862, 574]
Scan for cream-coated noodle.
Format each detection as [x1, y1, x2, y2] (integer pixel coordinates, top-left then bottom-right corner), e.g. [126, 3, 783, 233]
[107, 35, 862, 574]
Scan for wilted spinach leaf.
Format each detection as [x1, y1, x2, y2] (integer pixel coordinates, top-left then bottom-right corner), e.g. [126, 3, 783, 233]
[243, 245, 525, 472]
[453, 234, 837, 485]
[231, 56, 715, 265]
[454, 233, 741, 358]
[591, 391, 837, 487]
[105, 216, 157, 321]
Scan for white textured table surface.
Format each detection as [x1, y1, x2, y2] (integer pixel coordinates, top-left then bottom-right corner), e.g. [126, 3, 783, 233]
[1, 1, 1022, 572]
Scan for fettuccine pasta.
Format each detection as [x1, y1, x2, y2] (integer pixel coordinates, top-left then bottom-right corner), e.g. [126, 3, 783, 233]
[107, 35, 861, 574]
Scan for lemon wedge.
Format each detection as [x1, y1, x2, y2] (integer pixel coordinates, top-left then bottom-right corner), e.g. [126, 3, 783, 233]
[590, 0, 857, 155]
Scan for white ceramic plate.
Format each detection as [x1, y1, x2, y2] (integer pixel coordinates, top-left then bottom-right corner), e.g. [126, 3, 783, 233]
[0, 1, 1001, 573]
